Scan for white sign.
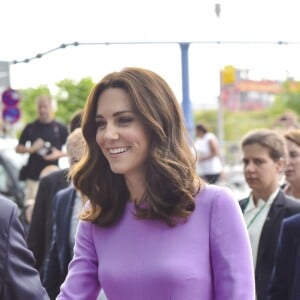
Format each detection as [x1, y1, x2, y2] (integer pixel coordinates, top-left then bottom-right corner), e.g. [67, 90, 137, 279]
[0, 61, 10, 88]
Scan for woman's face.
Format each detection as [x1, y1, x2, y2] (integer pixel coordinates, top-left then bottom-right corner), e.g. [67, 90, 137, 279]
[95, 88, 150, 179]
[285, 139, 300, 186]
[242, 143, 283, 195]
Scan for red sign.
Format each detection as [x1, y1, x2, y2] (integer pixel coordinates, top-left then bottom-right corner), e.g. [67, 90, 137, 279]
[2, 88, 21, 106]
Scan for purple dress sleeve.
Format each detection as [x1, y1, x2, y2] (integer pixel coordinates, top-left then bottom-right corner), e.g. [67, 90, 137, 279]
[57, 186, 255, 300]
[57, 220, 101, 299]
[209, 187, 255, 299]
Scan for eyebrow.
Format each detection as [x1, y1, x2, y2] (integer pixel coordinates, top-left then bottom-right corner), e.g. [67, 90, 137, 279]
[95, 110, 133, 119]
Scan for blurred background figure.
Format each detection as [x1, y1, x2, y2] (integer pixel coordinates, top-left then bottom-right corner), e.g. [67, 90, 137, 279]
[27, 110, 82, 279]
[43, 128, 87, 299]
[239, 128, 300, 300]
[68, 109, 82, 133]
[15, 95, 68, 202]
[272, 112, 300, 132]
[283, 129, 300, 200]
[194, 123, 223, 184]
[23, 164, 60, 226]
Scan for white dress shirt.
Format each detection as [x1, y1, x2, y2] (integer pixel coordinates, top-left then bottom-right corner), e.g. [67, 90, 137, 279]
[243, 188, 279, 268]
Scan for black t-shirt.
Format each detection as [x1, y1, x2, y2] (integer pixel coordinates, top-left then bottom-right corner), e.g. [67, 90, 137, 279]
[18, 120, 68, 180]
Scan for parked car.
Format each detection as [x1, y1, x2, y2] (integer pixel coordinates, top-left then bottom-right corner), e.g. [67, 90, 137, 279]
[0, 137, 70, 205]
[0, 138, 27, 209]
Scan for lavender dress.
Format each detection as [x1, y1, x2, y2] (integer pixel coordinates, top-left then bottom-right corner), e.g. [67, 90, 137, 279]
[57, 185, 255, 300]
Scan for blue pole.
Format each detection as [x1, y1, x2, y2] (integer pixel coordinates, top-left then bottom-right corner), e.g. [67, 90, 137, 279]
[180, 43, 194, 139]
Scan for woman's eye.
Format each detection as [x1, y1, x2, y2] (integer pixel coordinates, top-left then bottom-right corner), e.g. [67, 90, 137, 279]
[290, 151, 300, 158]
[96, 120, 106, 128]
[119, 117, 133, 124]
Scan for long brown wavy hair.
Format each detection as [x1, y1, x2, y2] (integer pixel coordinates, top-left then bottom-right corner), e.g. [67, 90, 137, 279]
[71, 67, 202, 226]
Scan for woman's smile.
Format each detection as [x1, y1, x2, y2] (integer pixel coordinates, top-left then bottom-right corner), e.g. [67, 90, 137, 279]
[108, 146, 130, 155]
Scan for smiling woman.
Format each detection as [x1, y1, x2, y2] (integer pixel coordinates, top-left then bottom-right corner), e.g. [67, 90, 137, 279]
[57, 67, 255, 300]
[95, 87, 149, 180]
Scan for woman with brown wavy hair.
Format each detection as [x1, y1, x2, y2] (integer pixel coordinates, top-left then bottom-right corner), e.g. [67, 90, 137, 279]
[57, 67, 254, 300]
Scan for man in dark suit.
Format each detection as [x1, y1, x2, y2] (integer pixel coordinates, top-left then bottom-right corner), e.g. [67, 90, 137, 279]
[268, 213, 300, 300]
[43, 186, 77, 299]
[0, 195, 49, 299]
[27, 168, 69, 275]
[239, 129, 300, 300]
[240, 191, 300, 300]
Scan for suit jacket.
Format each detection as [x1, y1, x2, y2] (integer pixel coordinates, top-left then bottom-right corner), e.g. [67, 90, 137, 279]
[27, 168, 69, 275]
[268, 213, 300, 300]
[240, 190, 300, 300]
[43, 186, 77, 299]
[0, 195, 49, 300]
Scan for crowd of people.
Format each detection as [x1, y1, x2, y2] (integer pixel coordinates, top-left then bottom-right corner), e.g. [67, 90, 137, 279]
[1, 67, 300, 299]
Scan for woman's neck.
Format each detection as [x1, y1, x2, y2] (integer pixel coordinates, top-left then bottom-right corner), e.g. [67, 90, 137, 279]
[125, 174, 146, 203]
[288, 184, 300, 199]
[252, 181, 280, 205]
[252, 188, 277, 205]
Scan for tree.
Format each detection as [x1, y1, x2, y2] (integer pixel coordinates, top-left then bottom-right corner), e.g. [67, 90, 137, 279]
[19, 86, 51, 123]
[17, 77, 95, 134]
[272, 80, 300, 116]
[55, 77, 95, 124]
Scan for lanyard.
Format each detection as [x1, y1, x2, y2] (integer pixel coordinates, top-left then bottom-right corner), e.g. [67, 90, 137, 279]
[244, 196, 268, 229]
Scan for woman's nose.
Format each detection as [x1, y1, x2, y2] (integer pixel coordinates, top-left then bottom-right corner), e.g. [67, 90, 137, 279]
[104, 124, 119, 140]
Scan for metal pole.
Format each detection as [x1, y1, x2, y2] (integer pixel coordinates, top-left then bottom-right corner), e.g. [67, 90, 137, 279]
[217, 71, 224, 148]
[180, 43, 194, 139]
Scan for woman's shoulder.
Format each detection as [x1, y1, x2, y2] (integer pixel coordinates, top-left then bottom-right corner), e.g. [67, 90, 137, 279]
[205, 132, 217, 140]
[190, 185, 244, 233]
[195, 184, 238, 211]
[196, 184, 234, 199]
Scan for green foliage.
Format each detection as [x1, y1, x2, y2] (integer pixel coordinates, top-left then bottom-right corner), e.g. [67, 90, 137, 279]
[19, 85, 51, 123]
[15, 78, 95, 138]
[194, 108, 279, 141]
[18, 77, 95, 125]
[194, 110, 218, 133]
[272, 80, 300, 116]
[193, 79, 300, 145]
[194, 107, 297, 143]
[194, 107, 294, 165]
[55, 77, 95, 124]
[270, 95, 287, 115]
[225, 109, 277, 141]
[17, 76, 300, 147]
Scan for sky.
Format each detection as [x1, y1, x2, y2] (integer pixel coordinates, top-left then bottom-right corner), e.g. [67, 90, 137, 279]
[1, 0, 300, 109]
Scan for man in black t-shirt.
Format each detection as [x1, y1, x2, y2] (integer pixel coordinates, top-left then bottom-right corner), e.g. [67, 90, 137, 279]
[16, 95, 68, 201]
